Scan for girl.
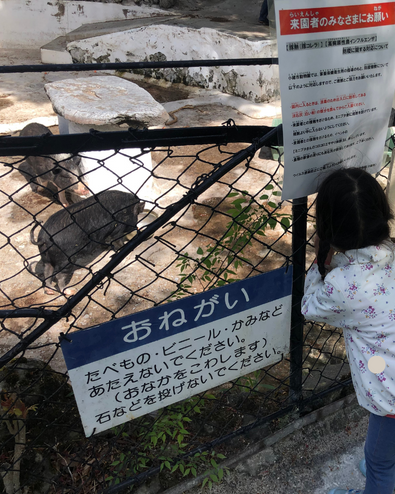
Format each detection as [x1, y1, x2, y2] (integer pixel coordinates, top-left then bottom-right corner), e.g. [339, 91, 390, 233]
[302, 167, 395, 494]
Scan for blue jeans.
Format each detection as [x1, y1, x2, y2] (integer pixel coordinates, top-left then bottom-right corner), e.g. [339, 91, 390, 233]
[364, 413, 395, 494]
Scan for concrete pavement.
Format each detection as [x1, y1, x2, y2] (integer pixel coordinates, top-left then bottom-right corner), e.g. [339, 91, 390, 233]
[165, 394, 369, 494]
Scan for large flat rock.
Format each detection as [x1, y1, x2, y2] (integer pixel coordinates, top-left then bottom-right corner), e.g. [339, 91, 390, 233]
[44, 75, 169, 128]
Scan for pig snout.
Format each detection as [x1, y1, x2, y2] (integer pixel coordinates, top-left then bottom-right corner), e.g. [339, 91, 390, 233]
[71, 180, 90, 197]
[52, 155, 90, 202]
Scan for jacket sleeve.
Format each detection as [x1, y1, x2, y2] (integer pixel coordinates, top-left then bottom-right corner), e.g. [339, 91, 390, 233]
[302, 263, 347, 326]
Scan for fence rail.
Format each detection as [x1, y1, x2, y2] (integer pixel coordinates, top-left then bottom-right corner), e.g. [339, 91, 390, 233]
[0, 125, 282, 156]
[0, 58, 279, 74]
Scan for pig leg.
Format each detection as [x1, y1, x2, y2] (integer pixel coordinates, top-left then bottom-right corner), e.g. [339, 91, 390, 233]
[112, 238, 126, 251]
[43, 262, 58, 295]
[64, 287, 77, 296]
[56, 271, 77, 297]
[57, 189, 69, 208]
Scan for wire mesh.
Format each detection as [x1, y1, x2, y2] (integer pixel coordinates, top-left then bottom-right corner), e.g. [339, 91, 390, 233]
[0, 122, 393, 493]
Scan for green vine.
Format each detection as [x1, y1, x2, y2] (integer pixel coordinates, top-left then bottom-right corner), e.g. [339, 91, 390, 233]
[171, 186, 291, 299]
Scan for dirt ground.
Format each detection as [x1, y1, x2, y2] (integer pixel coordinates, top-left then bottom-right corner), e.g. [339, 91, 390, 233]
[0, 20, 291, 375]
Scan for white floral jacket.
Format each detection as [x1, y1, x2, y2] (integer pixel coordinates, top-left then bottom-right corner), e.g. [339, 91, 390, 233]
[302, 240, 395, 416]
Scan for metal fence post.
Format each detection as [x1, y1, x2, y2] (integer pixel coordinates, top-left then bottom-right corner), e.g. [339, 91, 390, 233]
[289, 196, 308, 404]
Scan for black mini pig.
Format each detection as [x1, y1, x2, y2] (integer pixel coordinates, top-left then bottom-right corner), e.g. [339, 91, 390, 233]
[30, 190, 145, 296]
[18, 122, 90, 206]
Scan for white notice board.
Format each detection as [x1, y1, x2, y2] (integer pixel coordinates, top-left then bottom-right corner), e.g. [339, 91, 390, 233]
[275, 0, 395, 200]
[61, 267, 292, 436]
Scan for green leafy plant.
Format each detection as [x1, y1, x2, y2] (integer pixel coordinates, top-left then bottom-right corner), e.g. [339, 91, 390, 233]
[106, 395, 228, 490]
[199, 450, 229, 490]
[236, 370, 276, 393]
[171, 186, 291, 299]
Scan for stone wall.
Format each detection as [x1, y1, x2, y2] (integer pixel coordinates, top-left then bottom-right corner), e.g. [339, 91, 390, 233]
[68, 25, 279, 103]
[0, 0, 162, 49]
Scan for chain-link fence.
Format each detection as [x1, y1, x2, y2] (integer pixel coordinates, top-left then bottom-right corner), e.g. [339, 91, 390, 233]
[0, 100, 393, 493]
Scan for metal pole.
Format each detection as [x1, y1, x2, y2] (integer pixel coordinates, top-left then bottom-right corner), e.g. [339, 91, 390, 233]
[289, 196, 308, 403]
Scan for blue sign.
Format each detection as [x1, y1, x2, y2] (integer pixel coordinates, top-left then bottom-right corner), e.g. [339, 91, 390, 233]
[61, 267, 292, 370]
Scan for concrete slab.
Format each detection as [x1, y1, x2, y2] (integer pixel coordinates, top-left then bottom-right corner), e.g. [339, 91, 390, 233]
[38, 0, 278, 104]
[0, 0, 166, 49]
[40, 8, 274, 79]
[40, 15, 182, 64]
[0, 116, 58, 135]
[161, 92, 282, 125]
[66, 24, 277, 103]
[40, 1, 272, 61]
